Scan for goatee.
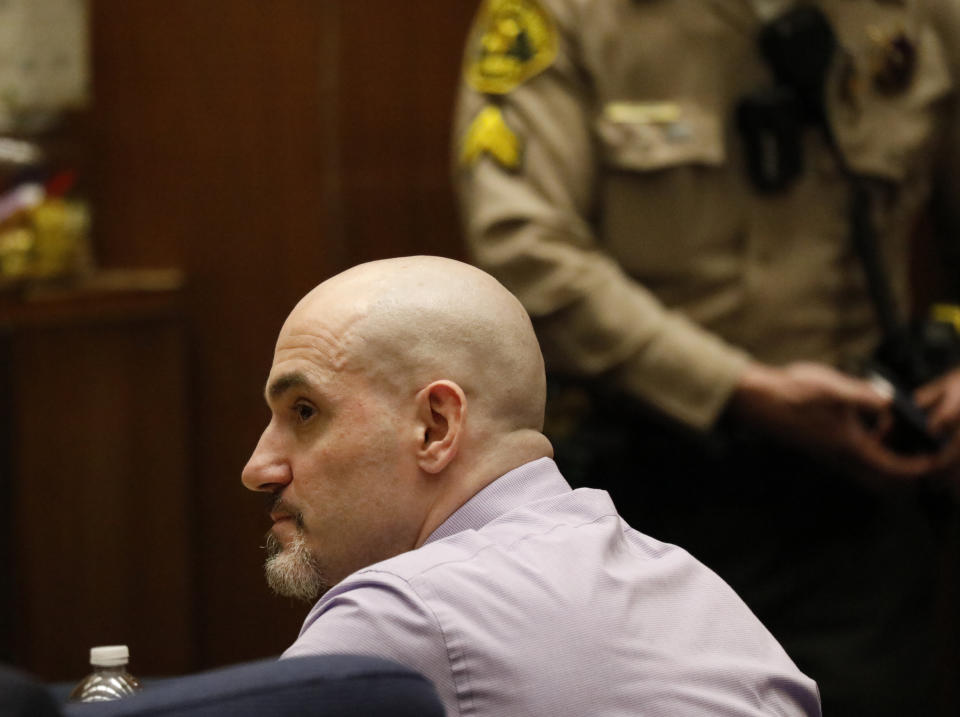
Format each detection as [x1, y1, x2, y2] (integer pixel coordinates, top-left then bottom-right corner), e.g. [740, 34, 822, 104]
[263, 523, 329, 602]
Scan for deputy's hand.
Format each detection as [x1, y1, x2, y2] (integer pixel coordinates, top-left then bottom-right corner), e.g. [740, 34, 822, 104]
[914, 366, 960, 438]
[729, 361, 936, 483]
[914, 367, 960, 500]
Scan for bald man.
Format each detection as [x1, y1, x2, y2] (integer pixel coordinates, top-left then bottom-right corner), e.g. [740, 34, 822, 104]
[242, 256, 820, 716]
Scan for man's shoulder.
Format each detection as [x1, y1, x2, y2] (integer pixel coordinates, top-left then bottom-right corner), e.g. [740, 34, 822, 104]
[358, 486, 692, 600]
[351, 485, 619, 580]
[293, 488, 821, 716]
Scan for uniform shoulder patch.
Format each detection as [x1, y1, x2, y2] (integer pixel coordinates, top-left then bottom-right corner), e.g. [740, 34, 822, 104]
[460, 105, 523, 171]
[463, 0, 558, 95]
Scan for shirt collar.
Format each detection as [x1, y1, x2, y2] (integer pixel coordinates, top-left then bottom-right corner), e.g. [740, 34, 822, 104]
[425, 457, 571, 545]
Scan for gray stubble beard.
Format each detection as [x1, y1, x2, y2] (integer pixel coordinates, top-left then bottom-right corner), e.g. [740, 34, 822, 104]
[263, 522, 330, 603]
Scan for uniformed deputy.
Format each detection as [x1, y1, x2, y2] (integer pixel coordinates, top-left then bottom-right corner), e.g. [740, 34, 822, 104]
[453, 1, 960, 715]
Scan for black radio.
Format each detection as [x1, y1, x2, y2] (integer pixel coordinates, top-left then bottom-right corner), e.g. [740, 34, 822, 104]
[737, 5, 836, 193]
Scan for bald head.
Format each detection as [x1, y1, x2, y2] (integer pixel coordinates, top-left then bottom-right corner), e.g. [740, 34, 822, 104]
[283, 255, 547, 435]
[245, 257, 553, 587]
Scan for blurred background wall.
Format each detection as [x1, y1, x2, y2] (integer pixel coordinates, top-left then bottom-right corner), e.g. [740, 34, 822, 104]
[1, 0, 478, 680]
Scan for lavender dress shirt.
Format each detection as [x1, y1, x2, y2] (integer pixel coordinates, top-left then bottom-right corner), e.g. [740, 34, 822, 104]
[282, 458, 821, 716]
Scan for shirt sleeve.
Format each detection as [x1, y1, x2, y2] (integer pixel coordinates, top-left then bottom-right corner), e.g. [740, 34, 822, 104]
[452, 0, 750, 430]
[282, 571, 455, 708]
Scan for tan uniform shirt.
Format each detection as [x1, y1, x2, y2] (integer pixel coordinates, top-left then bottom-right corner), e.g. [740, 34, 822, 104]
[454, 0, 960, 430]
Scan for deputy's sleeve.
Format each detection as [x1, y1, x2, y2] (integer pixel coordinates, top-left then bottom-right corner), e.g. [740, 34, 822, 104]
[452, 0, 749, 430]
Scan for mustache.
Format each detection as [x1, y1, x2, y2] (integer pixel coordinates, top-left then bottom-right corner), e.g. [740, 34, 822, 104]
[267, 496, 306, 529]
[262, 501, 307, 557]
[261, 497, 307, 556]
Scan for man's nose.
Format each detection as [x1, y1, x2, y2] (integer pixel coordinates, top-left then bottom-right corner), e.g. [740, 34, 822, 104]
[241, 426, 292, 493]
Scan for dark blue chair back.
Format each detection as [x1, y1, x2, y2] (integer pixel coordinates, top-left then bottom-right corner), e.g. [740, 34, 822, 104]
[3, 655, 444, 717]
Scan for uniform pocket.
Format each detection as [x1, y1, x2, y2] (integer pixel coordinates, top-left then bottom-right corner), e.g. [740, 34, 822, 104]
[595, 100, 726, 172]
[592, 101, 741, 287]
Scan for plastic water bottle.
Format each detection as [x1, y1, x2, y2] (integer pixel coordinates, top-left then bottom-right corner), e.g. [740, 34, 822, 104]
[69, 645, 143, 702]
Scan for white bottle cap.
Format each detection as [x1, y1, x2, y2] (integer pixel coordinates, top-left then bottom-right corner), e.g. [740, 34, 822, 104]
[90, 645, 129, 667]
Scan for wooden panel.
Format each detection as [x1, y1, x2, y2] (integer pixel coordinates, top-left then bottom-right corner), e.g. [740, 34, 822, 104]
[338, 0, 476, 264]
[0, 333, 15, 666]
[4, 291, 194, 680]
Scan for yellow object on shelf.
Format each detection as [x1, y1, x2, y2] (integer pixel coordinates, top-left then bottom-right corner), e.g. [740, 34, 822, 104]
[0, 197, 91, 286]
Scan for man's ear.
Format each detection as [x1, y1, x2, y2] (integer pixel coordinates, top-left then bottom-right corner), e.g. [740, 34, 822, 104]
[415, 380, 466, 474]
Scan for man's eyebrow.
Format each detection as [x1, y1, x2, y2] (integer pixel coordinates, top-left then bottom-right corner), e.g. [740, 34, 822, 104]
[266, 372, 310, 401]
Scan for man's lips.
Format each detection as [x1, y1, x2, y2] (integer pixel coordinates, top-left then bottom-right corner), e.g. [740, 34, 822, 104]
[268, 496, 299, 525]
[269, 513, 297, 541]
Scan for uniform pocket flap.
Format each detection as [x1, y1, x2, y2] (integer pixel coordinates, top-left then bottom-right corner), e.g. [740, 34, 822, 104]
[596, 101, 725, 171]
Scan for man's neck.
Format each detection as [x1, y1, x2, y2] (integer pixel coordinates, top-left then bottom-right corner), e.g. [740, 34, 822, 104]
[413, 431, 553, 547]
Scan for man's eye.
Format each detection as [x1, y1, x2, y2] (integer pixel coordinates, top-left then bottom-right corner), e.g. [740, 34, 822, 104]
[294, 403, 315, 422]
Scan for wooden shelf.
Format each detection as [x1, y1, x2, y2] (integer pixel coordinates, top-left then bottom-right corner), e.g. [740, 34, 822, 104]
[0, 268, 185, 327]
